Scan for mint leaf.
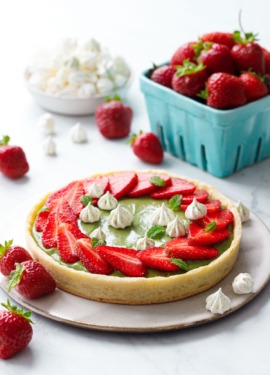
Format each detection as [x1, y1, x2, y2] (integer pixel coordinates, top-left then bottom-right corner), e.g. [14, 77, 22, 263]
[149, 176, 166, 187]
[170, 258, 189, 272]
[169, 195, 182, 211]
[80, 195, 92, 207]
[147, 225, 166, 240]
[91, 238, 106, 248]
[205, 221, 217, 232]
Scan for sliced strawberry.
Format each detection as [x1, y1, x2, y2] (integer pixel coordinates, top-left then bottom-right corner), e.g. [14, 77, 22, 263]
[150, 177, 196, 199]
[41, 213, 59, 248]
[46, 183, 72, 210]
[138, 247, 181, 272]
[52, 198, 78, 225]
[35, 210, 50, 232]
[188, 223, 230, 246]
[109, 171, 138, 199]
[181, 199, 221, 213]
[56, 223, 81, 263]
[64, 181, 85, 216]
[127, 173, 171, 198]
[195, 209, 234, 230]
[181, 189, 209, 204]
[165, 237, 218, 260]
[97, 246, 146, 277]
[83, 176, 109, 194]
[76, 238, 113, 274]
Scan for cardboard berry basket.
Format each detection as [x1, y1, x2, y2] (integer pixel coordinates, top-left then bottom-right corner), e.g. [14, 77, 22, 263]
[140, 66, 270, 178]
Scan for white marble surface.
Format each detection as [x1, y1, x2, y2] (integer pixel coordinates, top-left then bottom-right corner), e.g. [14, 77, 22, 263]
[1, 0, 270, 373]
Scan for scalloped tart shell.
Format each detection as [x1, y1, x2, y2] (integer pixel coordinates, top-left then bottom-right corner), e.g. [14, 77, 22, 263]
[25, 170, 242, 305]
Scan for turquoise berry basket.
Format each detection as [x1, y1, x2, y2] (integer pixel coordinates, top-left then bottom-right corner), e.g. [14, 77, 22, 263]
[140, 66, 270, 178]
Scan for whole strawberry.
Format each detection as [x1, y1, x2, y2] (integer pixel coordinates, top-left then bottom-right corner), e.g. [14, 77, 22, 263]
[8, 260, 56, 299]
[204, 72, 247, 110]
[0, 136, 29, 179]
[0, 300, 33, 359]
[239, 72, 268, 102]
[231, 31, 265, 74]
[200, 32, 235, 49]
[151, 64, 176, 88]
[130, 131, 163, 164]
[95, 96, 133, 139]
[197, 43, 235, 74]
[172, 60, 208, 98]
[170, 41, 198, 66]
[0, 239, 32, 276]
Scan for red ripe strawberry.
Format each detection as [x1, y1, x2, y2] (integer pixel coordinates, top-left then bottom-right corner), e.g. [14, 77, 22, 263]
[0, 240, 32, 276]
[0, 136, 29, 179]
[188, 223, 230, 246]
[8, 260, 56, 299]
[197, 43, 235, 75]
[262, 48, 270, 74]
[41, 212, 59, 248]
[76, 238, 113, 274]
[109, 171, 138, 199]
[127, 173, 171, 198]
[35, 210, 50, 232]
[181, 199, 221, 213]
[151, 64, 176, 88]
[239, 72, 268, 103]
[231, 31, 265, 74]
[205, 72, 247, 109]
[97, 246, 146, 277]
[172, 60, 208, 98]
[195, 208, 234, 230]
[170, 41, 198, 66]
[181, 189, 209, 204]
[95, 97, 133, 139]
[150, 177, 196, 199]
[129, 132, 164, 164]
[138, 247, 181, 272]
[51, 198, 77, 226]
[201, 32, 235, 49]
[57, 222, 86, 263]
[165, 237, 218, 260]
[0, 300, 33, 359]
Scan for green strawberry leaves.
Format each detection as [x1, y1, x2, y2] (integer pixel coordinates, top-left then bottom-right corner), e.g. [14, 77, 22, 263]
[8, 263, 24, 292]
[0, 239, 13, 257]
[176, 59, 206, 77]
[1, 299, 33, 323]
[0, 135, 10, 146]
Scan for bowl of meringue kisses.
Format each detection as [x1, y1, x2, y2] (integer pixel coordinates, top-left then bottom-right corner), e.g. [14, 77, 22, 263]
[24, 38, 132, 116]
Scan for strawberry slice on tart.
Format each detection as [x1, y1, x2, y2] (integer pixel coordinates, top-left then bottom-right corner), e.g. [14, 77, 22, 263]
[41, 212, 59, 249]
[57, 222, 86, 263]
[97, 246, 146, 277]
[181, 199, 221, 213]
[195, 209, 234, 230]
[127, 173, 171, 198]
[181, 189, 209, 204]
[150, 177, 196, 199]
[35, 210, 50, 232]
[188, 223, 230, 246]
[108, 171, 138, 199]
[83, 176, 109, 195]
[138, 247, 183, 272]
[76, 238, 113, 275]
[165, 237, 218, 260]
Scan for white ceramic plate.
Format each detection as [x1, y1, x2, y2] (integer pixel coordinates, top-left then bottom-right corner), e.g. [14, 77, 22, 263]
[0, 202, 270, 332]
[24, 68, 132, 116]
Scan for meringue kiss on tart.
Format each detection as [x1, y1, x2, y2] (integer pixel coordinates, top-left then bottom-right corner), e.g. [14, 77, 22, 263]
[25, 170, 242, 305]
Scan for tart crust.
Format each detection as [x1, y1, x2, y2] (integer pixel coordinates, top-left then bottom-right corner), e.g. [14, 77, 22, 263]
[25, 170, 242, 305]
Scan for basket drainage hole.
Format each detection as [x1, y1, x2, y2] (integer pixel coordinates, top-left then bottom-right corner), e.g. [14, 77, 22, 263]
[234, 145, 242, 172]
[200, 145, 207, 171]
[179, 135, 186, 160]
[156, 124, 166, 149]
[254, 137, 263, 162]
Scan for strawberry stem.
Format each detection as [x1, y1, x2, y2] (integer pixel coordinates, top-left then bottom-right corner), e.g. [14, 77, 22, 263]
[0, 135, 10, 146]
[1, 299, 33, 323]
[0, 239, 13, 257]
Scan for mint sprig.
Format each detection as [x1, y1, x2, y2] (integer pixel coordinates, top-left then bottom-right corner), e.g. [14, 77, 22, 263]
[91, 238, 106, 248]
[80, 195, 92, 207]
[169, 195, 182, 211]
[147, 225, 166, 240]
[149, 176, 166, 187]
[205, 221, 217, 232]
[170, 258, 189, 272]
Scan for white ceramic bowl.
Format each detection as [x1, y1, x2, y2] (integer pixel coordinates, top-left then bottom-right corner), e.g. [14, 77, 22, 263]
[24, 69, 132, 116]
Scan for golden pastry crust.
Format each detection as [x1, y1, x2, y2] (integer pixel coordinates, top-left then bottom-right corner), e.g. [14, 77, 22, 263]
[25, 170, 242, 305]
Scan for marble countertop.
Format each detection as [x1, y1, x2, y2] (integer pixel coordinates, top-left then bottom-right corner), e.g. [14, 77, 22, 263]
[1, 0, 270, 373]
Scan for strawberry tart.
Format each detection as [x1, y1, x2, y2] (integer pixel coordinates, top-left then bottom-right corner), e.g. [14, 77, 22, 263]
[25, 170, 242, 304]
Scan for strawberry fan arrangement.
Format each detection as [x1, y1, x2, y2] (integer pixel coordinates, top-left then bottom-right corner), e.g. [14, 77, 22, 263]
[150, 31, 270, 109]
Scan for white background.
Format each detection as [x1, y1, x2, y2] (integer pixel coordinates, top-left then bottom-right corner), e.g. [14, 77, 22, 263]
[0, 0, 270, 374]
